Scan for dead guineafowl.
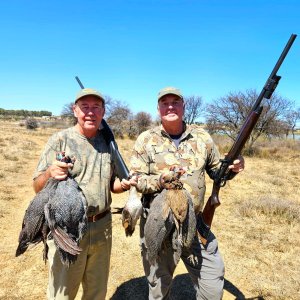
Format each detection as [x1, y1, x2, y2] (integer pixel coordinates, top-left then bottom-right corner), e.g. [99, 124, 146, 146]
[15, 177, 58, 260]
[144, 169, 196, 265]
[44, 176, 88, 266]
[16, 152, 88, 266]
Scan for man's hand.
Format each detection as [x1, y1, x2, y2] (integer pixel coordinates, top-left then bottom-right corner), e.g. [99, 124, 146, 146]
[112, 176, 138, 194]
[228, 155, 245, 173]
[47, 160, 73, 180]
[128, 172, 144, 189]
[159, 166, 186, 190]
[33, 152, 74, 194]
[120, 178, 131, 191]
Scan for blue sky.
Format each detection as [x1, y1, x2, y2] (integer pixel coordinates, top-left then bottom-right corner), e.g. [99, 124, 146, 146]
[0, 0, 299, 120]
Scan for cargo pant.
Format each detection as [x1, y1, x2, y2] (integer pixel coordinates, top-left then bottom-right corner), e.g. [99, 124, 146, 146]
[140, 214, 225, 300]
[46, 213, 112, 300]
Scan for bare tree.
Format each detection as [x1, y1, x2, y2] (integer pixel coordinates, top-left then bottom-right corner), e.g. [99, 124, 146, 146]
[122, 114, 139, 139]
[61, 102, 77, 125]
[184, 95, 204, 124]
[102, 95, 114, 118]
[284, 107, 300, 139]
[106, 100, 131, 138]
[206, 89, 292, 149]
[135, 112, 152, 134]
[61, 102, 74, 118]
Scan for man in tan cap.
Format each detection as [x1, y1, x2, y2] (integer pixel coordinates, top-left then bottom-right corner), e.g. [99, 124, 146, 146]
[129, 86, 245, 299]
[33, 88, 131, 300]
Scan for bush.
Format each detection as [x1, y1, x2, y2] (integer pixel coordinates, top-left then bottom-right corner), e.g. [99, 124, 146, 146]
[26, 118, 38, 130]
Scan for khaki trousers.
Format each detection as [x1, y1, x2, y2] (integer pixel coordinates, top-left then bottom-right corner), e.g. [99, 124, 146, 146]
[46, 213, 112, 300]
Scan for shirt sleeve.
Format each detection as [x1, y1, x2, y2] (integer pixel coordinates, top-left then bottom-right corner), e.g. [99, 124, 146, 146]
[203, 133, 222, 180]
[32, 134, 62, 180]
[204, 133, 237, 181]
[129, 132, 162, 194]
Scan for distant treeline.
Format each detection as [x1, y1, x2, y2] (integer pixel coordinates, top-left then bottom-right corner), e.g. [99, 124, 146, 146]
[0, 108, 52, 117]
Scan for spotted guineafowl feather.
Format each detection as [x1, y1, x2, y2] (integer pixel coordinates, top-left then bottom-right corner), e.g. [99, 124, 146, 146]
[44, 176, 88, 265]
[16, 152, 88, 266]
[16, 178, 58, 259]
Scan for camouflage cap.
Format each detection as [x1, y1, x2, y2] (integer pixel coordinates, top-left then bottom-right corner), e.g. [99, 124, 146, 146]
[75, 88, 105, 104]
[157, 87, 183, 102]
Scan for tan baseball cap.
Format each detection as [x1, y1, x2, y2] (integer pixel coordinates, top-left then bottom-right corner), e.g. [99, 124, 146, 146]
[75, 88, 105, 104]
[157, 87, 183, 102]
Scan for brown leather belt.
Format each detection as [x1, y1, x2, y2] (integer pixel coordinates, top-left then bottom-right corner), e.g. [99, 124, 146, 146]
[88, 209, 110, 223]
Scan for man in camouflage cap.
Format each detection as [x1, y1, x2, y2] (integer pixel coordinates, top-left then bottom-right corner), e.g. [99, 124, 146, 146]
[129, 86, 244, 299]
[33, 88, 131, 300]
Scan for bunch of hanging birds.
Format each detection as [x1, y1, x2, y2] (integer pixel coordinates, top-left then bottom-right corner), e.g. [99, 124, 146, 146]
[120, 168, 196, 265]
[16, 152, 88, 266]
[144, 169, 196, 265]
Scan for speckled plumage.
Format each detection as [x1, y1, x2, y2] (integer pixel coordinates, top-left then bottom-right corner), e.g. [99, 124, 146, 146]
[44, 176, 88, 266]
[16, 178, 58, 260]
[16, 153, 88, 266]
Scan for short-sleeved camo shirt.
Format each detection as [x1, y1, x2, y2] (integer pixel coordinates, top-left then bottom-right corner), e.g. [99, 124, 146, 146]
[130, 123, 221, 213]
[33, 126, 116, 216]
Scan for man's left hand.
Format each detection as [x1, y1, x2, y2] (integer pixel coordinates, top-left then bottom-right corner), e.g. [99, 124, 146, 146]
[228, 155, 245, 173]
[120, 178, 131, 191]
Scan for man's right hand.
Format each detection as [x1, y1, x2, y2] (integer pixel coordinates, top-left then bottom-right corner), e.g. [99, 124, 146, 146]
[33, 161, 73, 193]
[48, 161, 73, 180]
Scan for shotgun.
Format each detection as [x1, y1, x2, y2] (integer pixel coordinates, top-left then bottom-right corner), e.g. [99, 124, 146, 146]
[197, 34, 297, 245]
[75, 76, 130, 180]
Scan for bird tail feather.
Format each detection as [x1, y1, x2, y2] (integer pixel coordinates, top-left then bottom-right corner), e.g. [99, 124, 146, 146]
[52, 226, 82, 255]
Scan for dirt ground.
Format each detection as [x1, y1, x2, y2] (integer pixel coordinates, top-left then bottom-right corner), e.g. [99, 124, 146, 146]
[0, 121, 299, 299]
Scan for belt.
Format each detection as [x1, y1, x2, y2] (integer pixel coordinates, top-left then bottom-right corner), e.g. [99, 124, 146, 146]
[88, 209, 110, 223]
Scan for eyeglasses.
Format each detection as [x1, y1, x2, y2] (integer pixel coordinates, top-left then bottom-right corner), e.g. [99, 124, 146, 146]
[77, 104, 104, 114]
[159, 100, 183, 108]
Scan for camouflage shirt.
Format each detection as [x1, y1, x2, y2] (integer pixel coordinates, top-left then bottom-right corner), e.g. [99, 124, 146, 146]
[33, 126, 116, 216]
[130, 123, 221, 213]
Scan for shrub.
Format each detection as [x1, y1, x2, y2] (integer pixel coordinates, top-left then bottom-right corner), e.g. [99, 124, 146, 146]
[25, 118, 38, 130]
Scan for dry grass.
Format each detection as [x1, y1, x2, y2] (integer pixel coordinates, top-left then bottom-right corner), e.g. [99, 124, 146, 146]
[238, 196, 300, 224]
[213, 133, 300, 160]
[0, 120, 299, 299]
